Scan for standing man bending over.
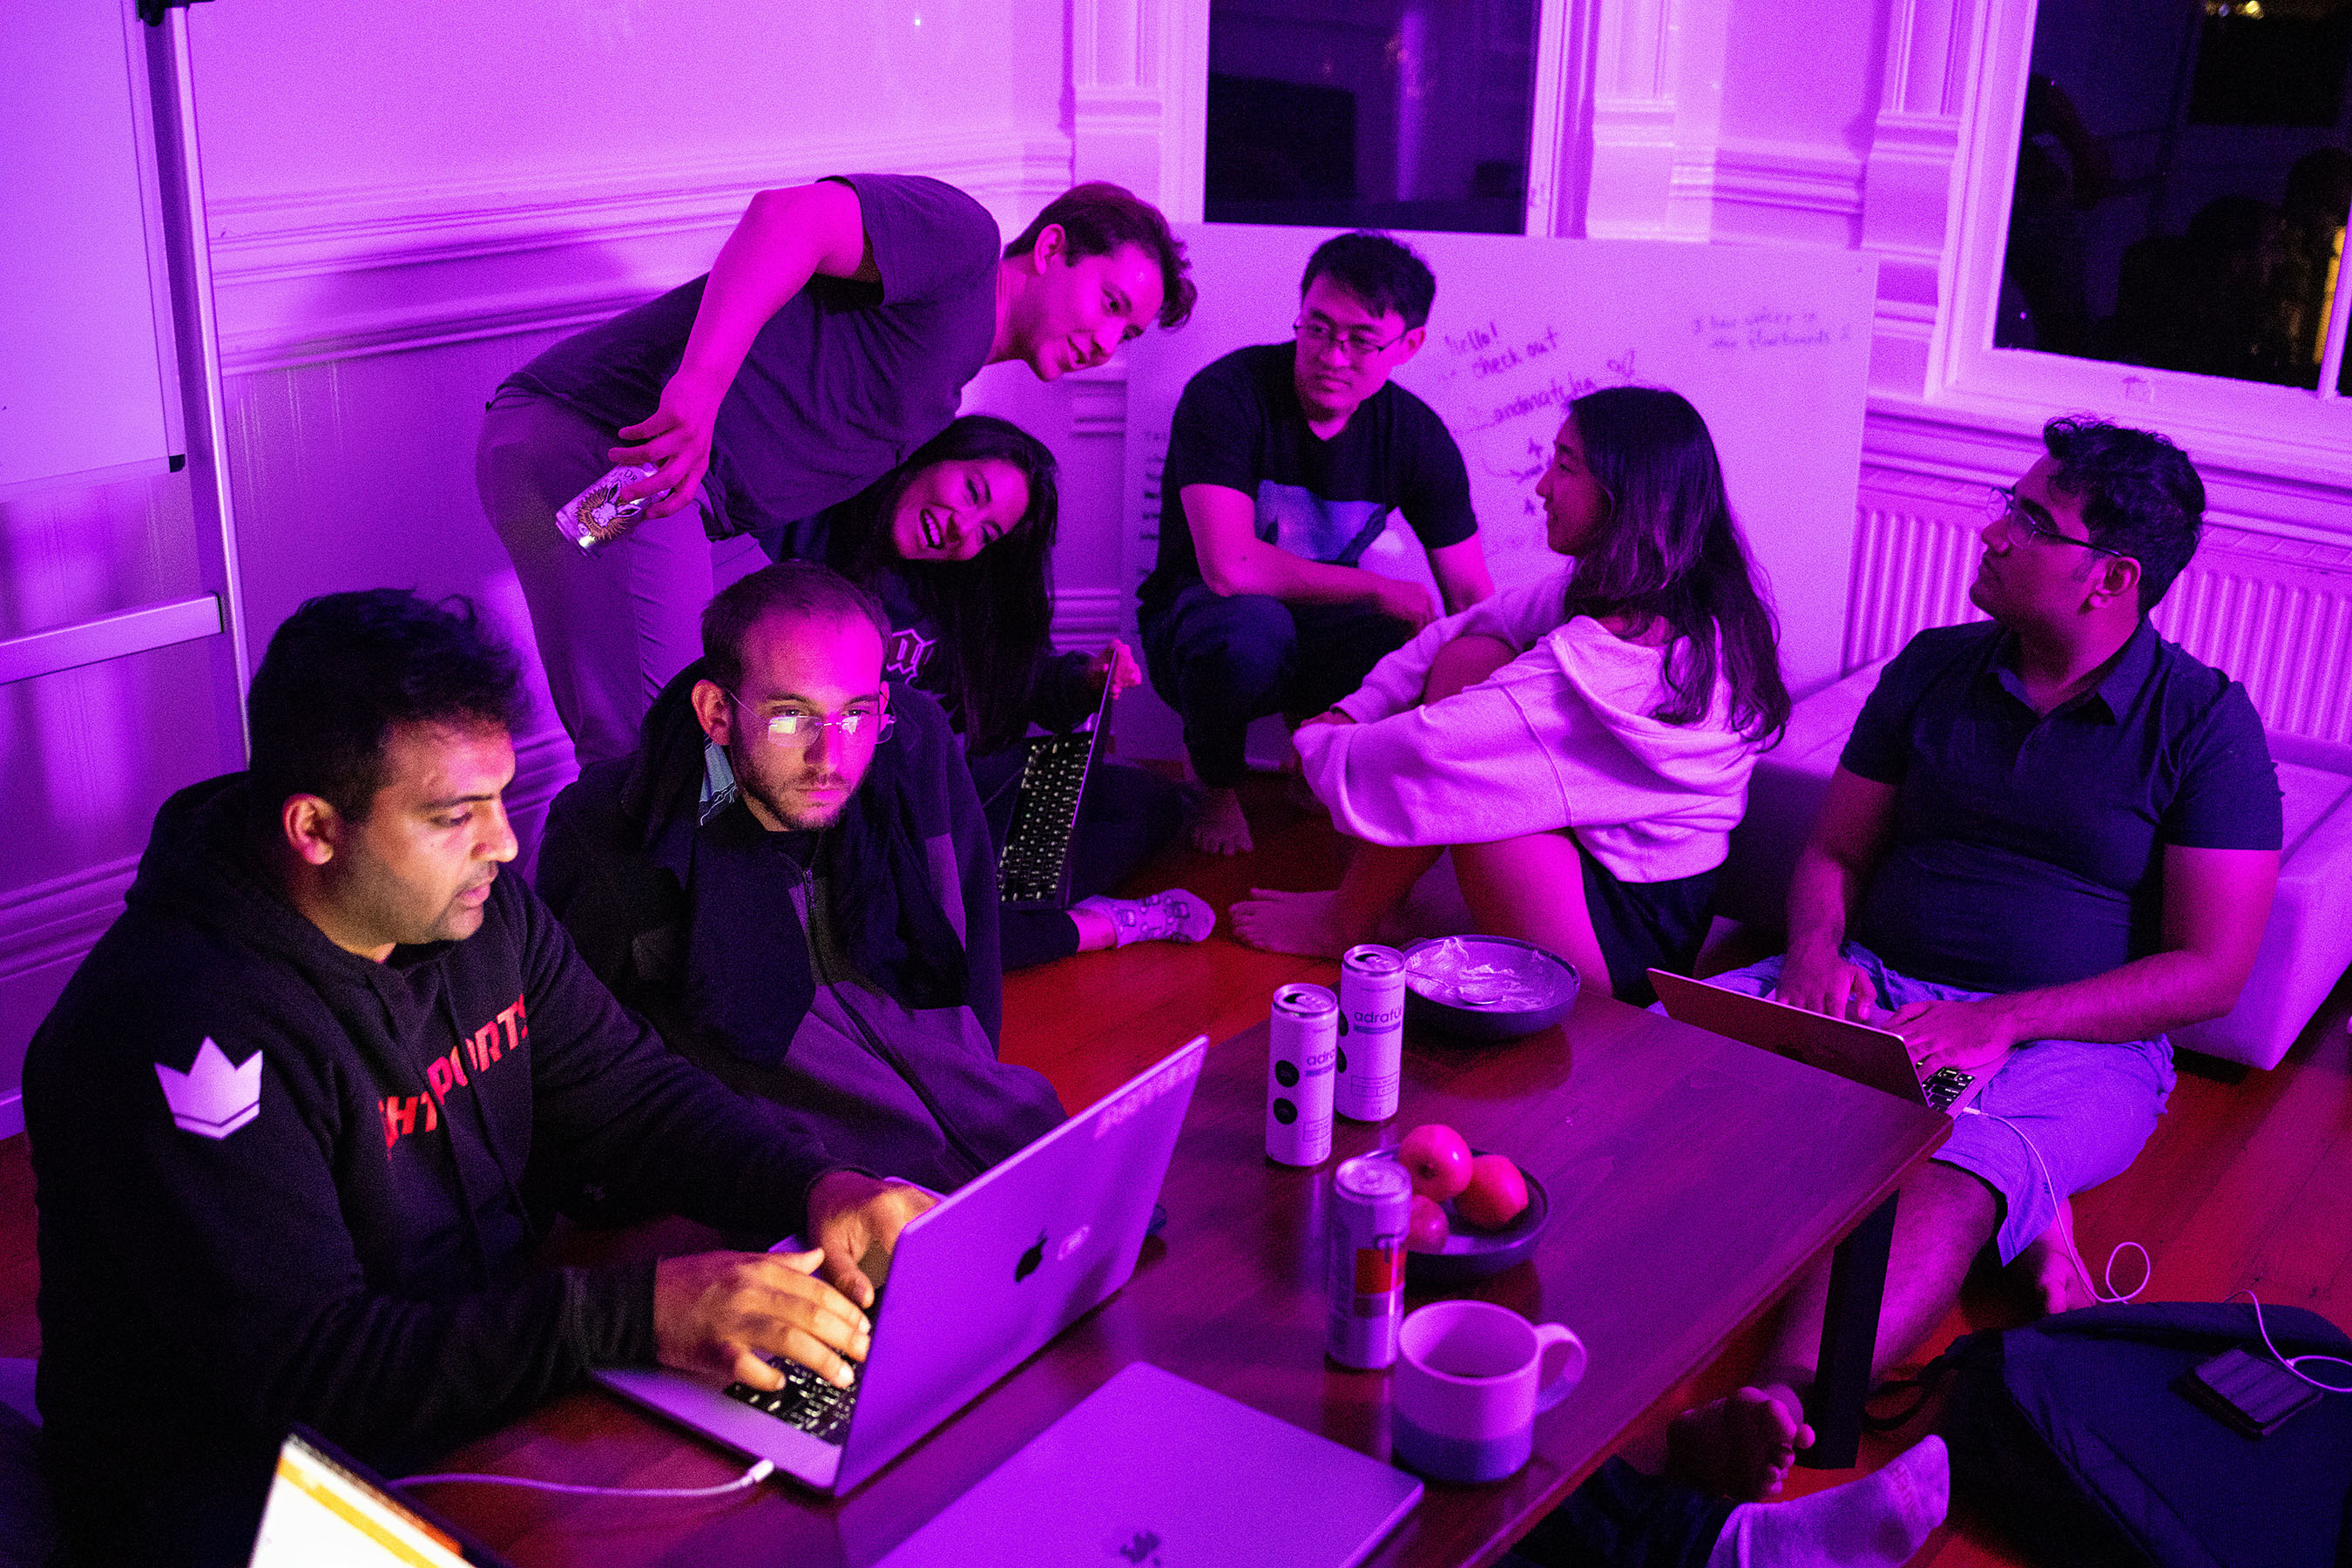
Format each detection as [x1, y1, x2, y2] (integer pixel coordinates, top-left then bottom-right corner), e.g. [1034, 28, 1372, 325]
[1139, 231, 1493, 855]
[27, 591, 923, 1566]
[537, 563, 1067, 1194]
[1672, 420, 2281, 1499]
[483, 177, 1194, 769]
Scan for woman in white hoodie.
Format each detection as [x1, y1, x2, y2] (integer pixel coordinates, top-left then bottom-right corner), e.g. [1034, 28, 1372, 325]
[1233, 387, 1789, 1004]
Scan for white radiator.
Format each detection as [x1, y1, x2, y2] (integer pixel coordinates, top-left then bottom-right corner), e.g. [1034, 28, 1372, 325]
[1847, 470, 2352, 746]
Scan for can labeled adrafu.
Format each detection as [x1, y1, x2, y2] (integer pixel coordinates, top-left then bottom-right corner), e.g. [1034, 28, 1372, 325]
[1266, 983, 1337, 1166]
[1336, 943, 1406, 1123]
[1328, 1152, 1410, 1369]
[553, 463, 670, 551]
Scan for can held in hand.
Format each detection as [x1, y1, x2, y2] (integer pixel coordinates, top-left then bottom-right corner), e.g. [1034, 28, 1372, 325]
[1336, 943, 1406, 1123]
[1328, 1153, 1410, 1369]
[554, 463, 669, 551]
[1266, 983, 1337, 1166]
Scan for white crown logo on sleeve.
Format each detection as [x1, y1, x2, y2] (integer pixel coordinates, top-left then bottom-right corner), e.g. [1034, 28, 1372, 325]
[153, 1037, 262, 1139]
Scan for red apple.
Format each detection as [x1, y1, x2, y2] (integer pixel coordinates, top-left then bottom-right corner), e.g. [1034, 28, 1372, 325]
[1406, 1194, 1450, 1253]
[1455, 1152, 1530, 1230]
[1397, 1123, 1472, 1201]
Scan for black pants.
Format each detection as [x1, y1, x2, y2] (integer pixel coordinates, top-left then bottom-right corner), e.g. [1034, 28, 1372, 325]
[970, 748, 1187, 970]
[1139, 581, 1414, 788]
[1510, 1458, 1734, 1568]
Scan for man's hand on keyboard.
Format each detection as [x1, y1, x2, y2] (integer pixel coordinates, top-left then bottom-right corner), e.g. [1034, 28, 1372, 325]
[653, 1248, 874, 1391]
[810, 1172, 937, 1311]
[1885, 996, 2018, 1078]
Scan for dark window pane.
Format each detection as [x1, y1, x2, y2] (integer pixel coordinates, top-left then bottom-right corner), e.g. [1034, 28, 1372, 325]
[1997, 0, 2352, 389]
[1206, 0, 1540, 234]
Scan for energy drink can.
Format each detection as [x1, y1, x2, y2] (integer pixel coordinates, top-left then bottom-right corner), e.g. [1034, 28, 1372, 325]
[1266, 983, 1337, 1166]
[1327, 1153, 1410, 1369]
[1335, 943, 1406, 1123]
[554, 463, 669, 551]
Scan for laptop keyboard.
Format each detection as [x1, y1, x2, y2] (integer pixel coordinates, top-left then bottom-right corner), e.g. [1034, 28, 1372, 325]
[724, 1355, 863, 1446]
[1922, 1066, 1972, 1111]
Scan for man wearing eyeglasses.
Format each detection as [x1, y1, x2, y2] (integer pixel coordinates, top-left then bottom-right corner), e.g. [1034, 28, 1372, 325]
[537, 562, 1064, 1201]
[1667, 420, 2282, 1503]
[1139, 231, 1495, 855]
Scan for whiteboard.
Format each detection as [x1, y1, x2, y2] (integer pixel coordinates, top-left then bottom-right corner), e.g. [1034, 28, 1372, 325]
[1124, 226, 1878, 696]
[0, 0, 178, 494]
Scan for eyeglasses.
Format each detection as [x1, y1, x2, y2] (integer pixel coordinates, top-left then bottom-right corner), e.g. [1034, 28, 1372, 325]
[1294, 317, 1408, 362]
[1981, 486, 2129, 558]
[724, 690, 894, 745]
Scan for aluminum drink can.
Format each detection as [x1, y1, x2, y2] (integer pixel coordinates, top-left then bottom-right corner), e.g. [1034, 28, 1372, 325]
[1335, 943, 1406, 1122]
[1327, 1153, 1410, 1369]
[1266, 983, 1337, 1166]
[553, 463, 670, 551]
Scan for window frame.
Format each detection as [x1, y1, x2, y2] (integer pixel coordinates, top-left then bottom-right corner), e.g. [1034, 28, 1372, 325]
[1933, 0, 2352, 493]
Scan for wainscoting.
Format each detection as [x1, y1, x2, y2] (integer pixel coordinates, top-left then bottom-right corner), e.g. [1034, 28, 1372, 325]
[1851, 464, 2352, 744]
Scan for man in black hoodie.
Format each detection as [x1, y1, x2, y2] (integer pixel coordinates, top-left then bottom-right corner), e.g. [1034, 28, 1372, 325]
[537, 562, 1067, 1196]
[26, 590, 925, 1566]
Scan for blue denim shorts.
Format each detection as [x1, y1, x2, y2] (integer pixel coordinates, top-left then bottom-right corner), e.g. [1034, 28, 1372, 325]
[1701, 943, 2174, 1263]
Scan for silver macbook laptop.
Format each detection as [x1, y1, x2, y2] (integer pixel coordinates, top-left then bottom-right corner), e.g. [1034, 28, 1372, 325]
[1649, 969, 1993, 1116]
[877, 1361, 1423, 1568]
[594, 1033, 1209, 1496]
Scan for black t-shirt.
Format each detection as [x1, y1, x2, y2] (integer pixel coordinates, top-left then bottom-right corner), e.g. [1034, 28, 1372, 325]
[1144, 342, 1477, 601]
[1843, 619, 2281, 994]
[500, 172, 1000, 541]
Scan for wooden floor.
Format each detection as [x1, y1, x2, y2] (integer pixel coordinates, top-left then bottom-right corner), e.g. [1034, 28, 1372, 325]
[3, 774, 2348, 1566]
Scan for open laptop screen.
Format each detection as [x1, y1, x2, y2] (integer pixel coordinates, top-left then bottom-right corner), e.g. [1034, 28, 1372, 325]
[249, 1429, 506, 1568]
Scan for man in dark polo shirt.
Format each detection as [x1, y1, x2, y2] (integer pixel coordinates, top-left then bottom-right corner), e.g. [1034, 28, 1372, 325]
[1669, 418, 2281, 1501]
[482, 177, 1194, 769]
[1139, 231, 1493, 855]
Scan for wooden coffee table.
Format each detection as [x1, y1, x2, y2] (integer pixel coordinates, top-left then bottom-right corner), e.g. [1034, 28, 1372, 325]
[426, 989, 1946, 1567]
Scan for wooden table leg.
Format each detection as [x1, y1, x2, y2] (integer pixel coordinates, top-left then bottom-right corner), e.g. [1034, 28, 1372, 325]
[1801, 1190, 1897, 1470]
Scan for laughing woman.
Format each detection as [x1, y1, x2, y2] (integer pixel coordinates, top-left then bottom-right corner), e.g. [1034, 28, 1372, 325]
[766, 415, 1211, 969]
[1232, 387, 1788, 1004]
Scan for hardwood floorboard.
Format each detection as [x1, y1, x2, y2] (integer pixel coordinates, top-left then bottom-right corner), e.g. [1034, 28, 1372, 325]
[2, 773, 2346, 1568]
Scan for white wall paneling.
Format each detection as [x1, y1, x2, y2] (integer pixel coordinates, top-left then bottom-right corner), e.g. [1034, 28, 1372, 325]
[1851, 464, 2352, 745]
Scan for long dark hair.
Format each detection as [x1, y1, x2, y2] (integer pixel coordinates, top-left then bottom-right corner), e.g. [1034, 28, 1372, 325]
[829, 415, 1061, 753]
[1560, 388, 1790, 744]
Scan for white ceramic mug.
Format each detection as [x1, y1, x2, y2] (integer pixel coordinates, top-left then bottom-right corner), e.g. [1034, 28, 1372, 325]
[1392, 1300, 1587, 1484]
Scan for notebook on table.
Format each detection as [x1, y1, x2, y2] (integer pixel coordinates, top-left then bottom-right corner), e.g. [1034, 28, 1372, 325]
[1650, 969, 1995, 1116]
[877, 1361, 1423, 1568]
[593, 1033, 1209, 1497]
[995, 677, 1116, 909]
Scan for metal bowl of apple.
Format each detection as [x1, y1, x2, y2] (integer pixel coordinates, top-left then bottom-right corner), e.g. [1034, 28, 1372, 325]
[1400, 936, 1578, 1042]
[1378, 1132, 1551, 1284]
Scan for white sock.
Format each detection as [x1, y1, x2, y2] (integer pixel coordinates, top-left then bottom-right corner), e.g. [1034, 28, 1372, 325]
[1703, 1435, 1947, 1568]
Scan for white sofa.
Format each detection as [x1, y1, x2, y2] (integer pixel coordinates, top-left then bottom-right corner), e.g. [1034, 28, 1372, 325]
[1716, 659, 2352, 1070]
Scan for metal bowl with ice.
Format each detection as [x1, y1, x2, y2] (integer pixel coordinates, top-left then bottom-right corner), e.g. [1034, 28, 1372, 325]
[1400, 936, 1580, 1041]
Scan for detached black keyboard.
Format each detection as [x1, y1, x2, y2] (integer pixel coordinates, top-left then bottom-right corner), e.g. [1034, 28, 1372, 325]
[724, 1356, 862, 1446]
[997, 681, 1113, 909]
[1923, 1067, 1972, 1111]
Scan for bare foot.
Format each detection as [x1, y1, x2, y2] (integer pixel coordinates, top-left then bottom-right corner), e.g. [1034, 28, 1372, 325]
[1667, 1384, 1816, 1501]
[1229, 888, 1360, 958]
[1190, 787, 1254, 856]
[2013, 1197, 2096, 1315]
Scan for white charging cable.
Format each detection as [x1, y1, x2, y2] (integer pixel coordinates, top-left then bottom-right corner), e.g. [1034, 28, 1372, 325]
[1962, 1107, 2352, 1390]
[1960, 1106, 2148, 1304]
[2227, 1288, 2352, 1395]
[395, 1459, 774, 1498]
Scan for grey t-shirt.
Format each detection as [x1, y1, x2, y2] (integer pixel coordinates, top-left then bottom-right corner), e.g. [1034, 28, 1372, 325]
[501, 172, 1001, 541]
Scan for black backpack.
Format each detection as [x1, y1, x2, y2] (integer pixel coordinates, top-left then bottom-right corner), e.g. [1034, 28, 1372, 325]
[1909, 1302, 2352, 1567]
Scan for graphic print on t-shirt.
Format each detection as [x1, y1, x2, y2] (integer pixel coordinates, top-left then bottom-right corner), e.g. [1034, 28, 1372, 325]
[885, 625, 937, 685]
[1254, 482, 1392, 568]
